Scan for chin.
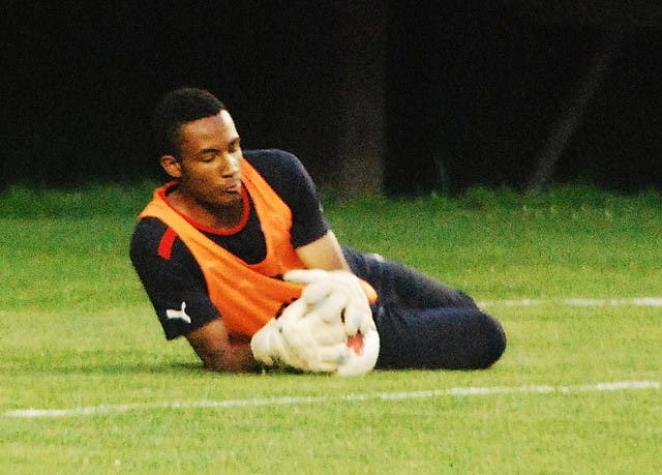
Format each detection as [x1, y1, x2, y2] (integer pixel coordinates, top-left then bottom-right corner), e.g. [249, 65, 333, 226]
[210, 194, 242, 209]
[224, 193, 243, 206]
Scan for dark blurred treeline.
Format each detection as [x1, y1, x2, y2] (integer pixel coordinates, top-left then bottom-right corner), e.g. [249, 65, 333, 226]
[1, 1, 660, 193]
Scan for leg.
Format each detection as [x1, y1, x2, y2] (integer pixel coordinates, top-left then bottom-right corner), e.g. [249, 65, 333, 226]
[374, 304, 507, 370]
[343, 246, 477, 309]
[341, 246, 505, 369]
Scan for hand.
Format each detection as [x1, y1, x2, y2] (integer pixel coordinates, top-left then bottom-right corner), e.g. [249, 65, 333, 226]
[252, 269, 380, 375]
[250, 298, 350, 373]
[284, 269, 380, 376]
[284, 269, 376, 336]
[336, 328, 380, 377]
[295, 285, 381, 376]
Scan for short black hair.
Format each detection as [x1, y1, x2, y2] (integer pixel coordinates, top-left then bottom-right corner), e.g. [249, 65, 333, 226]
[151, 87, 226, 157]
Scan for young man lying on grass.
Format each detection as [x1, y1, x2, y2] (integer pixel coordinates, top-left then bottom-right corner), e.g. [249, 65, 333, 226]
[130, 87, 506, 375]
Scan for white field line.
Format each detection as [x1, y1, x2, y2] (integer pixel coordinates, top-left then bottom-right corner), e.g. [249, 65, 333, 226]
[4, 380, 659, 419]
[478, 297, 662, 307]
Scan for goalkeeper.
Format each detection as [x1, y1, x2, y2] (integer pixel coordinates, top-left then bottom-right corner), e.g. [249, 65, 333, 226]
[130, 88, 506, 375]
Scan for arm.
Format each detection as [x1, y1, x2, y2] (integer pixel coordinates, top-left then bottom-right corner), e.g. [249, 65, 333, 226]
[247, 151, 349, 272]
[295, 231, 377, 303]
[131, 219, 258, 373]
[295, 230, 350, 271]
[185, 319, 259, 372]
[186, 211, 348, 372]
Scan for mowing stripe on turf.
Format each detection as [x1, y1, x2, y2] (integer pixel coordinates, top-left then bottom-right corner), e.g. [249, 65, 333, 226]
[4, 380, 659, 419]
[479, 297, 662, 307]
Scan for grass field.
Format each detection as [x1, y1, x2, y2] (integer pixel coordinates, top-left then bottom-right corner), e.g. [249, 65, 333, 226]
[1, 183, 660, 474]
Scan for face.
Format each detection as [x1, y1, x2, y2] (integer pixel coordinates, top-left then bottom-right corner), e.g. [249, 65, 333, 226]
[161, 110, 243, 209]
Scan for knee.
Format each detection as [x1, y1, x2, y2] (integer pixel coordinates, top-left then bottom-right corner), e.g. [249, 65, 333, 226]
[473, 313, 507, 369]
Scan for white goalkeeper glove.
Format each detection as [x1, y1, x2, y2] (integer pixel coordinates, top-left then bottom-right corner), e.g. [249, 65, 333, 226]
[284, 269, 377, 336]
[283, 269, 380, 376]
[250, 297, 350, 373]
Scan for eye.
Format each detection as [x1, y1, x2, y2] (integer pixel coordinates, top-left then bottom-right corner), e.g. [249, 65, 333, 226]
[228, 139, 241, 153]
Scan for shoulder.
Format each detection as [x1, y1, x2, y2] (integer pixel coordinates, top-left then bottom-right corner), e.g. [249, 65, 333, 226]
[129, 217, 215, 341]
[130, 217, 169, 257]
[244, 150, 328, 247]
[130, 216, 185, 264]
[243, 148, 302, 166]
[243, 149, 308, 184]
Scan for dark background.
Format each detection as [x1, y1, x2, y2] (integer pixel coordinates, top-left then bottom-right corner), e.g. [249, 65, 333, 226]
[2, 0, 661, 194]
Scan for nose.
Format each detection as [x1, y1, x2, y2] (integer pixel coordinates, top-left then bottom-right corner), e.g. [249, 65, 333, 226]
[221, 154, 240, 179]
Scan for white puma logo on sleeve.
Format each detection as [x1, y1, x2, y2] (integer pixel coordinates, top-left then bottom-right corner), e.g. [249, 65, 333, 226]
[165, 302, 192, 324]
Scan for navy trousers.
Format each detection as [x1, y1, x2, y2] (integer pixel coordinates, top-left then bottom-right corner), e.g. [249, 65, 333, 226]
[343, 247, 506, 370]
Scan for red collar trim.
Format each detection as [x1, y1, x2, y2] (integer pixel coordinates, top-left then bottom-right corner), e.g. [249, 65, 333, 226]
[158, 181, 251, 236]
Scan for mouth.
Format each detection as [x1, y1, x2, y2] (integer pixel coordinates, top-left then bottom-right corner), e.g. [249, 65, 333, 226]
[224, 181, 242, 194]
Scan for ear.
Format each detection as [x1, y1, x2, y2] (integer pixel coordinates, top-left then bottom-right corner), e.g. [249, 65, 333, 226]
[160, 155, 183, 179]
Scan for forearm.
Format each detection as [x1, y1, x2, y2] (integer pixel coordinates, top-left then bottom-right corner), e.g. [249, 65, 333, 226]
[295, 232, 377, 303]
[195, 342, 259, 373]
[295, 231, 351, 271]
[185, 319, 260, 373]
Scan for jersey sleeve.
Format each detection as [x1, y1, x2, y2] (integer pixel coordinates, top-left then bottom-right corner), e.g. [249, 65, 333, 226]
[130, 218, 220, 340]
[244, 149, 330, 247]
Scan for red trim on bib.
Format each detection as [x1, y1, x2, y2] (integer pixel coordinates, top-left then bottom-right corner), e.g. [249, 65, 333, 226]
[157, 181, 250, 236]
[157, 227, 178, 260]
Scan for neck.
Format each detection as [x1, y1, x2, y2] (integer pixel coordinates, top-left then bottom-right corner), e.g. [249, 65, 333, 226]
[167, 189, 245, 230]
